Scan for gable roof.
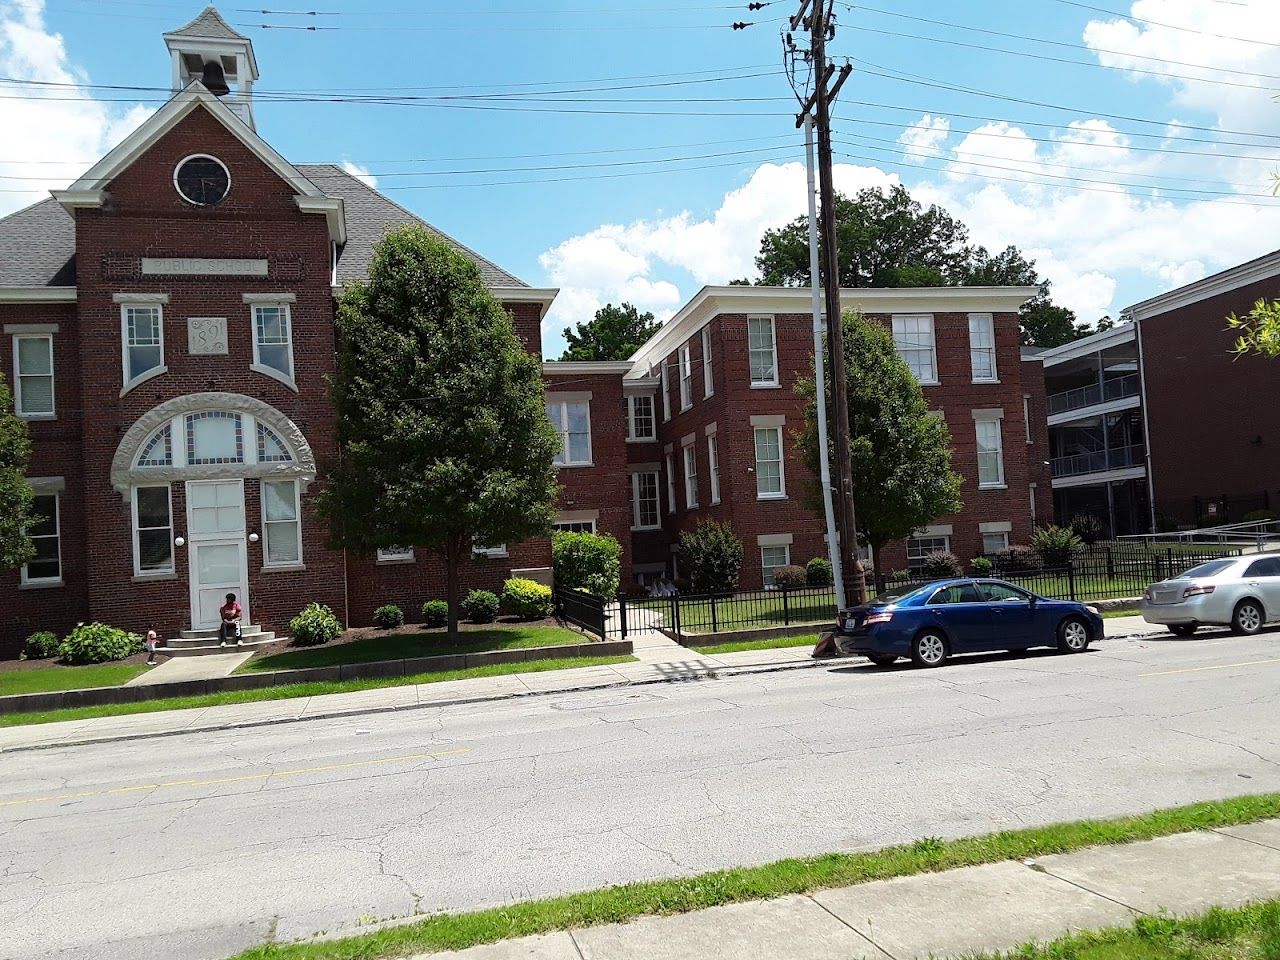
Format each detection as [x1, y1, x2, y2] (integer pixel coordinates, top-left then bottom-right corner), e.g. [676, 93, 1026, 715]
[1124, 249, 1280, 323]
[0, 198, 76, 288]
[298, 164, 529, 288]
[164, 6, 250, 42]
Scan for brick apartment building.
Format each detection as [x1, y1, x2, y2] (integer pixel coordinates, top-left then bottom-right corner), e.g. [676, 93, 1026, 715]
[0, 7, 1052, 652]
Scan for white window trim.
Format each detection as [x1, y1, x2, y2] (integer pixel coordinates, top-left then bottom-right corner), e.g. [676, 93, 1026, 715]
[12, 333, 55, 420]
[627, 394, 657, 443]
[473, 541, 509, 559]
[981, 531, 1011, 554]
[547, 398, 594, 467]
[261, 478, 304, 569]
[119, 303, 168, 395]
[377, 546, 415, 564]
[660, 362, 672, 422]
[907, 534, 952, 568]
[678, 343, 693, 411]
[760, 543, 791, 588]
[708, 434, 721, 505]
[631, 472, 662, 531]
[683, 443, 698, 508]
[974, 412, 1007, 490]
[968, 312, 999, 384]
[552, 519, 598, 534]
[1023, 395, 1034, 444]
[665, 454, 677, 515]
[250, 302, 298, 392]
[747, 315, 780, 388]
[20, 491, 62, 587]
[132, 484, 175, 577]
[892, 314, 939, 387]
[702, 327, 714, 398]
[754, 425, 787, 500]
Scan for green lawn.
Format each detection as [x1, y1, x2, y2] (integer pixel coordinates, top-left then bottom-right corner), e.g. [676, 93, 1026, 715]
[677, 590, 837, 634]
[227, 792, 1280, 960]
[0, 656, 635, 728]
[239, 625, 587, 673]
[0, 663, 149, 697]
[975, 900, 1280, 959]
[697, 635, 818, 656]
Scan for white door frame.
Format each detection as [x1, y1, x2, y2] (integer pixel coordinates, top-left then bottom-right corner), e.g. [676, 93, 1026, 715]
[186, 479, 250, 630]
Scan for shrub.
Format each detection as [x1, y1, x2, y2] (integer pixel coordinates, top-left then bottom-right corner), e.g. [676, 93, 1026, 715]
[994, 545, 1039, 574]
[678, 519, 744, 593]
[921, 551, 964, 579]
[421, 600, 450, 628]
[1069, 513, 1105, 545]
[462, 589, 500, 624]
[502, 578, 554, 620]
[23, 630, 60, 660]
[805, 557, 833, 587]
[290, 602, 342, 647]
[372, 604, 404, 629]
[1243, 509, 1278, 523]
[58, 622, 142, 665]
[1032, 524, 1083, 568]
[552, 531, 622, 598]
[771, 564, 808, 590]
[970, 555, 994, 575]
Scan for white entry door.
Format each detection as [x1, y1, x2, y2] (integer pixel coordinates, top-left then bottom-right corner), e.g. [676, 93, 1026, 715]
[187, 480, 249, 630]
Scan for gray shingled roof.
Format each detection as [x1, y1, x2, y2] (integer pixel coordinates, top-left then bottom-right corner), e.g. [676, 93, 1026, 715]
[296, 164, 528, 288]
[0, 198, 76, 287]
[164, 6, 250, 42]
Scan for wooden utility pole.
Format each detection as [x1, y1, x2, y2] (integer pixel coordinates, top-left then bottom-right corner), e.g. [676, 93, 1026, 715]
[790, 0, 866, 605]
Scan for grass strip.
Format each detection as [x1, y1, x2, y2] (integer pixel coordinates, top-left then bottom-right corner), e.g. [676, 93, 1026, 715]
[0, 656, 635, 728]
[0, 663, 150, 696]
[230, 792, 1280, 960]
[696, 635, 818, 655]
[973, 898, 1280, 959]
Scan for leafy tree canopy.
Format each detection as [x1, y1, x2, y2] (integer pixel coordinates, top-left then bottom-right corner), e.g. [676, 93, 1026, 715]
[796, 310, 963, 591]
[561, 302, 662, 361]
[0, 373, 34, 570]
[754, 183, 1099, 348]
[1228, 299, 1280, 358]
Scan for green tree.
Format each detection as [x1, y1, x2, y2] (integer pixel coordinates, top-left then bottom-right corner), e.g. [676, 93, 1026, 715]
[1227, 299, 1280, 358]
[678, 519, 744, 593]
[561, 302, 662, 361]
[0, 372, 35, 569]
[318, 226, 562, 639]
[753, 184, 1086, 347]
[796, 310, 963, 592]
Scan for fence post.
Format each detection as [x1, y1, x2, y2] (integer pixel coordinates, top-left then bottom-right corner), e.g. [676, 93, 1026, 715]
[672, 594, 682, 640]
[1067, 560, 1076, 601]
[1106, 546, 1114, 578]
[782, 588, 791, 627]
[710, 593, 718, 633]
[1166, 548, 1173, 581]
[618, 593, 628, 641]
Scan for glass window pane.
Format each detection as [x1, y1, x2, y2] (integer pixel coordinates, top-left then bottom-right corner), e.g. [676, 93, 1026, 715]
[129, 345, 163, 381]
[266, 521, 300, 564]
[263, 481, 298, 522]
[138, 529, 173, 572]
[187, 412, 243, 464]
[136, 487, 170, 528]
[28, 495, 57, 537]
[17, 338, 51, 375]
[19, 376, 53, 413]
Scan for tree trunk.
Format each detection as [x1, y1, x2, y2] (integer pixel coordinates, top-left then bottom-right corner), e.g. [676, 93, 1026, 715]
[444, 537, 461, 642]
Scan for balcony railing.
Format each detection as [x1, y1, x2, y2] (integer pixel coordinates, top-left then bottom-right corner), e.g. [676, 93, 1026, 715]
[1047, 373, 1140, 416]
[1051, 442, 1146, 479]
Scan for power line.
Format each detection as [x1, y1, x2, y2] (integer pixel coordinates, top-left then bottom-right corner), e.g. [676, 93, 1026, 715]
[1043, 0, 1280, 49]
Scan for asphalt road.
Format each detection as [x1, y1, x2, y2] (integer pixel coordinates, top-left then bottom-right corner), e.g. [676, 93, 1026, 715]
[3, 628, 1280, 960]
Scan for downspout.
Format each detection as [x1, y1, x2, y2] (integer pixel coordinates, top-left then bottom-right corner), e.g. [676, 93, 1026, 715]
[1132, 312, 1158, 533]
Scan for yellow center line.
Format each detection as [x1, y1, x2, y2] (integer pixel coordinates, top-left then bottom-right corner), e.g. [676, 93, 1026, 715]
[1139, 657, 1280, 678]
[0, 748, 470, 810]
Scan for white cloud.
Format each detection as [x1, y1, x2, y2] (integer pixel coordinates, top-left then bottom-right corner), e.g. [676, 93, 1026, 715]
[899, 114, 950, 163]
[0, 0, 153, 215]
[340, 160, 378, 188]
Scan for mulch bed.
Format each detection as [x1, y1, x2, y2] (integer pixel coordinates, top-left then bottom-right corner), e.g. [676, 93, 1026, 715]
[0, 650, 158, 673]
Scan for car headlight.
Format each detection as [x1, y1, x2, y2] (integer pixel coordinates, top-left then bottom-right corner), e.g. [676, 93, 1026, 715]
[1087, 605, 1101, 616]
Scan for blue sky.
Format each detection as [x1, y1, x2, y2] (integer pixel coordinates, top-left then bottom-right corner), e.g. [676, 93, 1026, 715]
[3, 0, 1278, 356]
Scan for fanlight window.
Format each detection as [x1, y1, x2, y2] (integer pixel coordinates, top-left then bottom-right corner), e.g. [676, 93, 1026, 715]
[137, 424, 173, 467]
[256, 423, 293, 463]
[186, 411, 244, 465]
[133, 411, 299, 471]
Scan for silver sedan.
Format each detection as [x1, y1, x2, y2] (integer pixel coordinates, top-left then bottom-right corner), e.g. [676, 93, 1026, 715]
[1141, 553, 1280, 636]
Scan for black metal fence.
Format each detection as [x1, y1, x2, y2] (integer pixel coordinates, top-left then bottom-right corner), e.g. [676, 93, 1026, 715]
[553, 587, 608, 640]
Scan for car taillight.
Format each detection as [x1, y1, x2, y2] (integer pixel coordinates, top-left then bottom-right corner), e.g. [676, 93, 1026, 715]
[864, 610, 894, 626]
[1182, 584, 1215, 598]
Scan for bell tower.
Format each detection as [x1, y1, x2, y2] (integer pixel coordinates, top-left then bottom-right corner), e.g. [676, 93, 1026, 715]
[163, 6, 259, 130]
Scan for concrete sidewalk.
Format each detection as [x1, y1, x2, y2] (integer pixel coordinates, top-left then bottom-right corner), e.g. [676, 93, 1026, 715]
[411, 820, 1280, 960]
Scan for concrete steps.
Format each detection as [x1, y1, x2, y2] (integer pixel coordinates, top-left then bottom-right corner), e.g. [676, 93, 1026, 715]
[162, 626, 280, 658]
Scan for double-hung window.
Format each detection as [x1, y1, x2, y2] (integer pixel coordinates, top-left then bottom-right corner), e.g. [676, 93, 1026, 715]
[251, 302, 295, 387]
[133, 485, 174, 575]
[628, 394, 656, 441]
[975, 415, 1006, 488]
[665, 454, 677, 515]
[678, 344, 693, 411]
[761, 544, 791, 587]
[982, 531, 1011, 554]
[892, 315, 938, 385]
[748, 315, 778, 386]
[122, 305, 165, 389]
[702, 327, 714, 397]
[547, 399, 592, 466]
[754, 426, 785, 499]
[377, 546, 415, 563]
[660, 363, 672, 421]
[632, 472, 661, 530]
[708, 434, 721, 504]
[907, 534, 950, 570]
[683, 444, 698, 508]
[22, 493, 61, 585]
[968, 313, 997, 382]
[13, 334, 54, 418]
[262, 480, 302, 566]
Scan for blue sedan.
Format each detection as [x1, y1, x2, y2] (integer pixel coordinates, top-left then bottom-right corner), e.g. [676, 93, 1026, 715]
[833, 578, 1104, 668]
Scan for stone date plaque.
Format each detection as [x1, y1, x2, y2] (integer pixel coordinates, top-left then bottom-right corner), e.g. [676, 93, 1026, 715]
[188, 317, 228, 355]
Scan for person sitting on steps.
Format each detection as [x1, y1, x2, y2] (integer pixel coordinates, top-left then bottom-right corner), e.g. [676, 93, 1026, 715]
[218, 593, 243, 647]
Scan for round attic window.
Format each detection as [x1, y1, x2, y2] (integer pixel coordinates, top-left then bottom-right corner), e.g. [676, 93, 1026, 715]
[174, 154, 231, 206]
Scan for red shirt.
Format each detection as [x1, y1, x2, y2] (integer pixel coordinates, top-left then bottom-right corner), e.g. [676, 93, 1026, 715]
[220, 602, 242, 623]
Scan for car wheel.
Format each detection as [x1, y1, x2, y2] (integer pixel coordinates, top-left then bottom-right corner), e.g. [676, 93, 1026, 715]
[910, 630, 948, 668]
[1231, 600, 1265, 636]
[1057, 616, 1091, 654]
[866, 654, 898, 668]
[1170, 624, 1198, 638]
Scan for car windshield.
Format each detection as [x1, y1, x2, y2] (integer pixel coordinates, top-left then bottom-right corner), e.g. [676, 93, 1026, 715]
[1173, 559, 1238, 580]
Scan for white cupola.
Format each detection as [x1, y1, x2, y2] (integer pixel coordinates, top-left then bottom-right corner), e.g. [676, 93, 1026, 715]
[163, 6, 259, 130]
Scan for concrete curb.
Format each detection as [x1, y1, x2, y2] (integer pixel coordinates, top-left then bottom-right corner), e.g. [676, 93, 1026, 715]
[0, 657, 830, 755]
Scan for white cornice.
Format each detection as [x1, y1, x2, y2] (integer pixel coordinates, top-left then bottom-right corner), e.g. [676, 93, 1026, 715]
[544, 360, 634, 375]
[493, 287, 559, 310]
[0, 287, 77, 304]
[627, 284, 1039, 376]
[1125, 249, 1280, 322]
[49, 189, 105, 210]
[294, 196, 346, 246]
